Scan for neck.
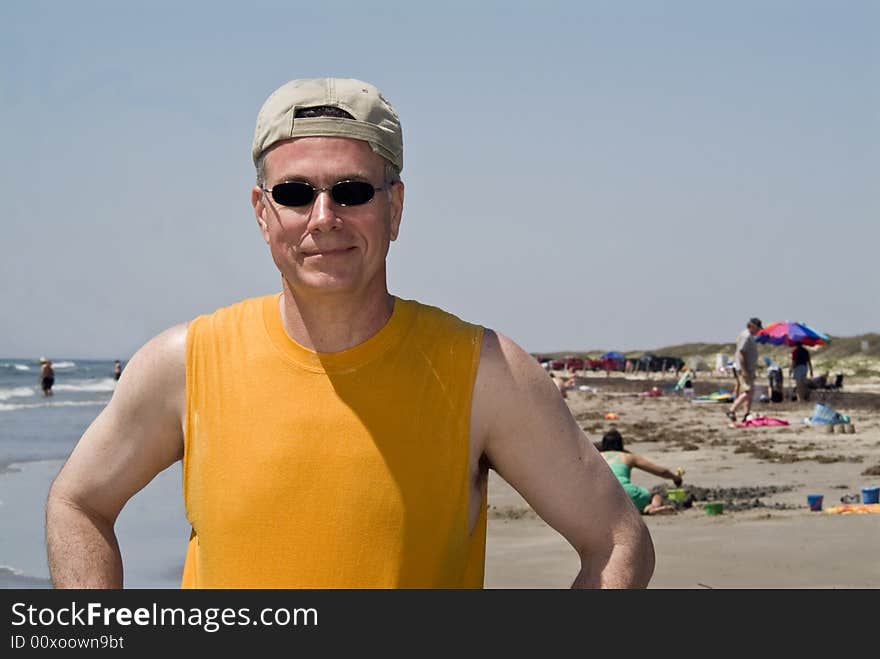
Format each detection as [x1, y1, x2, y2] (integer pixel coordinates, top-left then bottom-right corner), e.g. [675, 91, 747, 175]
[278, 278, 395, 353]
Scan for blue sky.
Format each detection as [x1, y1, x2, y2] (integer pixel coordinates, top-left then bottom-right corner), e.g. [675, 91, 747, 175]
[2, 1, 877, 358]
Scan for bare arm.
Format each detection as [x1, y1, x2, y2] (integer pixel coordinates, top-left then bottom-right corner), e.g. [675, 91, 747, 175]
[45, 324, 188, 588]
[472, 330, 655, 589]
[628, 453, 682, 485]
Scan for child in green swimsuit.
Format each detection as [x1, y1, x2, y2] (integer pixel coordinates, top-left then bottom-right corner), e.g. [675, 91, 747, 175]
[599, 429, 683, 515]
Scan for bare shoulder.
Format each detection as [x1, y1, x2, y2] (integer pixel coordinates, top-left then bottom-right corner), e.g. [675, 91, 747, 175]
[472, 328, 579, 461]
[476, 329, 550, 390]
[113, 322, 188, 419]
[128, 322, 188, 374]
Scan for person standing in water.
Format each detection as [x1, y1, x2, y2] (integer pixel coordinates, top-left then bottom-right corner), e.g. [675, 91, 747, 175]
[40, 357, 55, 397]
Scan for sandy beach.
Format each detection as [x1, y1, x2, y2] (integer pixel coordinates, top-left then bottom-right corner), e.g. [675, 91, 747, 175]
[2, 370, 877, 589]
[485, 372, 880, 588]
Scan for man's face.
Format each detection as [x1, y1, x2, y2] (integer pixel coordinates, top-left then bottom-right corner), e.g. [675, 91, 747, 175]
[747, 323, 759, 335]
[252, 137, 404, 298]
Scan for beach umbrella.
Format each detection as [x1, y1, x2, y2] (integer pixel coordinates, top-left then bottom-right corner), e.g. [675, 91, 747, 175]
[755, 321, 830, 347]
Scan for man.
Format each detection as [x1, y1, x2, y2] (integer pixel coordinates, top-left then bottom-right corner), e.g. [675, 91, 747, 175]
[46, 78, 654, 589]
[39, 357, 54, 397]
[726, 317, 762, 423]
[789, 341, 813, 402]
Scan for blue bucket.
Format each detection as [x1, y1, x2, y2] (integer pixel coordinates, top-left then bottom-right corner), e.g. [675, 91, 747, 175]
[862, 486, 880, 504]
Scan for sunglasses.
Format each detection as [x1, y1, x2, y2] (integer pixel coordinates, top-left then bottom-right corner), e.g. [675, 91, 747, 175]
[262, 180, 390, 208]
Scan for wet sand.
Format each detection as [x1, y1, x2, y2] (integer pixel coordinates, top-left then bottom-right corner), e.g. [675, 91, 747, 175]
[0, 460, 187, 588]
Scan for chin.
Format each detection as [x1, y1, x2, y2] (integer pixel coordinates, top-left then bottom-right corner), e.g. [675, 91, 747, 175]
[288, 271, 363, 295]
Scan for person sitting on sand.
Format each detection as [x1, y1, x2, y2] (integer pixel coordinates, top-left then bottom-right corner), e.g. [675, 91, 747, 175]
[764, 356, 784, 403]
[599, 429, 683, 515]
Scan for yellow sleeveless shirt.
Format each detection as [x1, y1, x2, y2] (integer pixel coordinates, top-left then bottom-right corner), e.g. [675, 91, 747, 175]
[180, 294, 486, 588]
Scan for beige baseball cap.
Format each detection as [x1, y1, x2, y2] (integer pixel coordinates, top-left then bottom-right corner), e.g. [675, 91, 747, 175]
[252, 78, 403, 171]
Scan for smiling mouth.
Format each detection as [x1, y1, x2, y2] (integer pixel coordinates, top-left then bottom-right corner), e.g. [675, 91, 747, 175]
[302, 247, 356, 257]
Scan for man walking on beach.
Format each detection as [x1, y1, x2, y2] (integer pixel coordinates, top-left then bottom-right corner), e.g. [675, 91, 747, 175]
[46, 77, 654, 589]
[727, 317, 762, 423]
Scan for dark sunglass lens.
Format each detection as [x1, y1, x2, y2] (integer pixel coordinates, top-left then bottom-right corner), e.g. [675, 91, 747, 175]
[272, 182, 315, 207]
[332, 181, 376, 206]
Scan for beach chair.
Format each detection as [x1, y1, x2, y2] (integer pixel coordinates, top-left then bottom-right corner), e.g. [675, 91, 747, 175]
[815, 372, 844, 402]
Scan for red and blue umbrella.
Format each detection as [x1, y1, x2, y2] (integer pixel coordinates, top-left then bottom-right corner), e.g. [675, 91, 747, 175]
[755, 321, 830, 347]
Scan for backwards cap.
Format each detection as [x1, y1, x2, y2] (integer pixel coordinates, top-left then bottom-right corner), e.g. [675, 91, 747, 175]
[252, 78, 403, 171]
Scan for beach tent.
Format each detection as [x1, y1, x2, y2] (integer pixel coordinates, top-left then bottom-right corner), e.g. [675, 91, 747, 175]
[600, 351, 626, 361]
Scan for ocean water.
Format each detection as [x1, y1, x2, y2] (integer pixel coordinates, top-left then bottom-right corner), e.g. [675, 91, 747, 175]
[0, 358, 189, 588]
[0, 358, 118, 465]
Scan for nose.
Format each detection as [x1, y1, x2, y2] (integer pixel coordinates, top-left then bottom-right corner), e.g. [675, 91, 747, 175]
[306, 189, 341, 233]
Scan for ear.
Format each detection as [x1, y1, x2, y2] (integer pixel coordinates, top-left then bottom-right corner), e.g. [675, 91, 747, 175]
[251, 186, 271, 244]
[388, 181, 404, 242]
